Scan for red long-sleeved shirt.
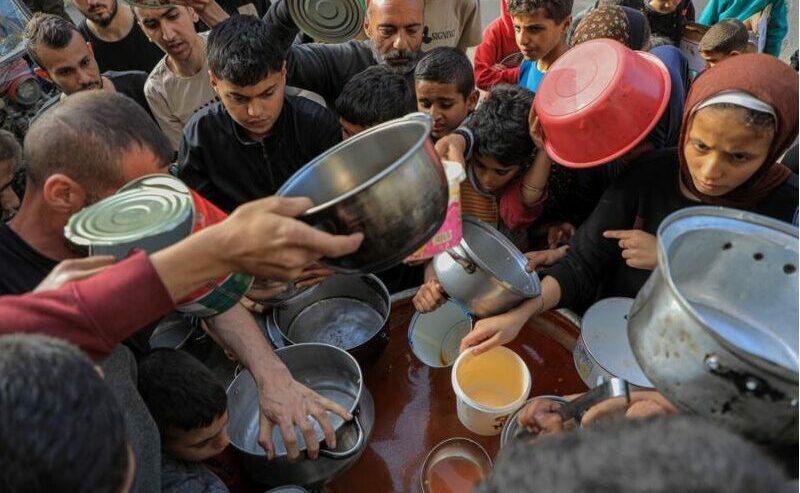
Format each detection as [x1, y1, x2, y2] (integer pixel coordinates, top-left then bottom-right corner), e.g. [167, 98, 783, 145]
[473, 0, 521, 90]
[0, 251, 175, 360]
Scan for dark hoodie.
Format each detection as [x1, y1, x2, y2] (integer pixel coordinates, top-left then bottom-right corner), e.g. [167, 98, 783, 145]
[473, 0, 522, 90]
[543, 54, 798, 312]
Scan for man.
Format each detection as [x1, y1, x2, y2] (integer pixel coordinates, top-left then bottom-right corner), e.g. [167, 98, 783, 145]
[24, 13, 151, 116]
[178, 15, 341, 212]
[0, 334, 135, 493]
[0, 91, 362, 486]
[71, 0, 163, 72]
[136, 4, 223, 150]
[0, 130, 22, 221]
[421, 0, 482, 51]
[263, 0, 425, 106]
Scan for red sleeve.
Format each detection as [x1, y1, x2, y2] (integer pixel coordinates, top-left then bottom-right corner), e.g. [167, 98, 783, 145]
[473, 20, 522, 91]
[0, 251, 175, 360]
[500, 178, 547, 230]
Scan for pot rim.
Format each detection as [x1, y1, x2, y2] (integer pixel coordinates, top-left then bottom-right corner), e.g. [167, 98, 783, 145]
[276, 113, 436, 215]
[457, 217, 540, 297]
[451, 346, 532, 413]
[408, 300, 474, 368]
[272, 274, 391, 350]
[420, 437, 493, 492]
[654, 206, 799, 379]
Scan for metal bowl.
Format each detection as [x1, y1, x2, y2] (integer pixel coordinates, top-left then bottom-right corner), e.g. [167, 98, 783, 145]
[277, 113, 448, 274]
[420, 438, 493, 493]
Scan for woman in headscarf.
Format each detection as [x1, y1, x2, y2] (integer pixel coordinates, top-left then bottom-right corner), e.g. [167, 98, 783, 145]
[460, 54, 798, 354]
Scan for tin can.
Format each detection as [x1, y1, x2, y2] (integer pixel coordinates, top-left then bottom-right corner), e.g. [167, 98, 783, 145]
[287, 0, 365, 43]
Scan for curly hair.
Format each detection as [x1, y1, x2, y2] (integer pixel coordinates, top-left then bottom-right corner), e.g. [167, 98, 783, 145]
[468, 84, 535, 167]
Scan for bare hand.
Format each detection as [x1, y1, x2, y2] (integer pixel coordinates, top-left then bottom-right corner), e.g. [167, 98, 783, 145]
[218, 196, 363, 281]
[528, 105, 545, 150]
[258, 367, 353, 461]
[603, 229, 657, 270]
[517, 398, 569, 435]
[524, 245, 568, 272]
[413, 279, 446, 313]
[547, 222, 575, 249]
[459, 305, 531, 355]
[294, 264, 334, 289]
[581, 391, 677, 426]
[35, 256, 117, 292]
[434, 133, 467, 167]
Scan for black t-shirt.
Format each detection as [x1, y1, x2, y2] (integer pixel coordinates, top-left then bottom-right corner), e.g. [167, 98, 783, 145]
[544, 148, 798, 313]
[0, 222, 58, 295]
[79, 19, 164, 74]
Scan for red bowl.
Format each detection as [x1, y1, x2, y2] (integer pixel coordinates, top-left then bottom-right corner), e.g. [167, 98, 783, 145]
[534, 39, 672, 168]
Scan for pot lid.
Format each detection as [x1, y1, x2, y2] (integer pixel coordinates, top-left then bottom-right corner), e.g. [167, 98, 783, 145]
[287, 0, 365, 43]
[581, 297, 653, 388]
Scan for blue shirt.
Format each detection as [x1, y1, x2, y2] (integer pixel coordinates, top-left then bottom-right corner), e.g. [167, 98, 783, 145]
[518, 60, 546, 93]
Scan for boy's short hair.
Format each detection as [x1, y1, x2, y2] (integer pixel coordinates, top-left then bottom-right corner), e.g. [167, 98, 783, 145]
[24, 12, 83, 69]
[335, 65, 417, 128]
[207, 15, 284, 87]
[138, 349, 227, 439]
[468, 84, 535, 167]
[0, 334, 128, 493]
[477, 416, 790, 493]
[699, 19, 749, 54]
[414, 47, 476, 99]
[508, 0, 574, 24]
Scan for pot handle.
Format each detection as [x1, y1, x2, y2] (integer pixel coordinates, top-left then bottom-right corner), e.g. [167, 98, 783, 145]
[447, 246, 476, 274]
[319, 414, 364, 460]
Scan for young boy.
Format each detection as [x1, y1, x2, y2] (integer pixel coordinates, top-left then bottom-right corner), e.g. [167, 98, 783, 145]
[698, 18, 749, 68]
[334, 65, 417, 139]
[510, 0, 573, 93]
[414, 47, 480, 140]
[641, 0, 694, 47]
[138, 349, 230, 493]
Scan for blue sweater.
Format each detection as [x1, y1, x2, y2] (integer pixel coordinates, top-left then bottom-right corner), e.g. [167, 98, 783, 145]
[698, 0, 787, 57]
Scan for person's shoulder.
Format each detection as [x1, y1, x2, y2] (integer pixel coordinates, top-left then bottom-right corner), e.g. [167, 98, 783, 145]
[185, 100, 227, 131]
[144, 58, 170, 94]
[106, 70, 149, 85]
[289, 94, 336, 120]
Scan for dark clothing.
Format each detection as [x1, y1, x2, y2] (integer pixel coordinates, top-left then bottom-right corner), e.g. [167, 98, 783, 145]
[21, 0, 70, 22]
[642, 0, 695, 45]
[543, 148, 798, 312]
[0, 222, 57, 295]
[647, 45, 690, 149]
[78, 19, 163, 73]
[263, 0, 378, 106]
[196, 0, 270, 31]
[177, 96, 341, 212]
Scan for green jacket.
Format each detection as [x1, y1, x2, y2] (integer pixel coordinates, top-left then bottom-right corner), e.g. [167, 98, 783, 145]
[698, 0, 787, 57]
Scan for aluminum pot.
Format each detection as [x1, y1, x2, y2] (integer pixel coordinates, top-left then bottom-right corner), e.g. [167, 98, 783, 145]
[628, 207, 799, 445]
[269, 274, 391, 366]
[227, 343, 374, 487]
[276, 113, 448, 274]
[433, 217, 540, 317]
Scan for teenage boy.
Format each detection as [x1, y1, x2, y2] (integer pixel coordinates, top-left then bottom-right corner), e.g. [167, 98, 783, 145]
[510, 0, 573, 93]
[71, 0, 163, 72]
[699, 18, 749, 68]
[137, 4, 224, 150]
[177, 15, 340, 213]
[414, 47, 479, 140]
[335, 65, 417, 139]
[138, 349, 231, 493]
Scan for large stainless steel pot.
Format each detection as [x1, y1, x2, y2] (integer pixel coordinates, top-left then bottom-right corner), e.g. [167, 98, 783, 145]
[432, 217, 540, 317]
[270, 274, 391, 366]
[227, 343, 374, 487]
[277, 113, 448, 274]
[628, 207, 798, 445]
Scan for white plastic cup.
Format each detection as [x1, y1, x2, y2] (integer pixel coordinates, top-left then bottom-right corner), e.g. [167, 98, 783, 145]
[408, 301, 473, 367]
[451, 346, 532, 436]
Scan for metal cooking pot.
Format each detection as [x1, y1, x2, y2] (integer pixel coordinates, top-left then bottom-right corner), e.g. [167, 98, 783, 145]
[277, 113, 448, 274]
[227, 343, 373, 486]
[433, 217, 540, 317]
[269, 274, 391, 366]
[628, 207, 799, 445]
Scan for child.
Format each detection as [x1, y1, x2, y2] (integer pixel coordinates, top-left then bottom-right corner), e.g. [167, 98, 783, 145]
[138, 349, 230, 493]
[414, 47, 480, 140]
[698, 0, 786, 57]
[414, 85, 553, 312]
[510, 0, 574, 93]
[461, 54, 798, 353]
[641, 0, 695, 47]
[698, 18, 749, 68]
[473, 0, 523, 90]
[335, 65, 417, 139]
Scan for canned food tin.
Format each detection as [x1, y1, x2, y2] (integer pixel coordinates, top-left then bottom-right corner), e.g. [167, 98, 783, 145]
[287, 0, 365, 43]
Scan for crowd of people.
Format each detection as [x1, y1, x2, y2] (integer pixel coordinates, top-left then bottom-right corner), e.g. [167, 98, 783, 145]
[0, 0, 797, 491]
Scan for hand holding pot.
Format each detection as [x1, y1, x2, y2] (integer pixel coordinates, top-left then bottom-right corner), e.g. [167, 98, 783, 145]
[434, 133, 468, 167]
[524, 246, 569, 272]
[603, 229, 657, 270]
[581, 391, 678, 426]
[257, 364, 353, 461]
[459, 305, 532, 355]
[413, 279, 447, 313]
[517, 398, 573, 435]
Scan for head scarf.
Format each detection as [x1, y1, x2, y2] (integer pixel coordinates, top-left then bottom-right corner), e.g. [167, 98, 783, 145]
[572, 5, 650, 50]
[679, 54, 799, 208]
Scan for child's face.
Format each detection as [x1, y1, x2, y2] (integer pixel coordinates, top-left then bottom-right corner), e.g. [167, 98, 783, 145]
[473, 154, 521, 193]
[700, 49, 738, 69]
[340, 117, 367, 140]
[165, 411, 230, 462]
[211, 65, 288, 141]
[415, 80, 478, 139]
[683, 106, 775, 197]
[512, 10, 570, 62]
[648, 0, 681, 14]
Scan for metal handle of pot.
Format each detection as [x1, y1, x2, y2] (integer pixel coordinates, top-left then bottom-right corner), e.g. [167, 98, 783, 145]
[447, 245, 477, 274]
[319, 414, 364, 460]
